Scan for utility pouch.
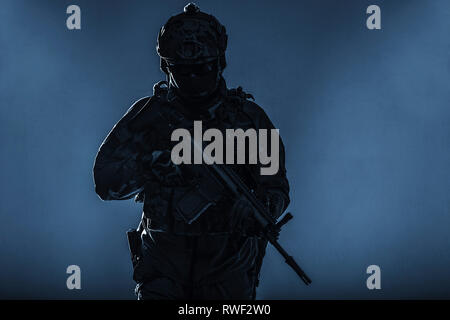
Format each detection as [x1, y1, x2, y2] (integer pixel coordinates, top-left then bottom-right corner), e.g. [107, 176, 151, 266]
[172, 165, 226, 225]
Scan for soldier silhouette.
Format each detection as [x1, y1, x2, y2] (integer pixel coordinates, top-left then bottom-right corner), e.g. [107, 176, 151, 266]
[93, 3, 290, 300]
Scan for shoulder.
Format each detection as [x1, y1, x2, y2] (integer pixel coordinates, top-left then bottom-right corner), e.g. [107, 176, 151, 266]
[242, 99, 267, 119]
[101, 96, 152, 144]
[122, 96, 152, 120]
[120, 81, 169, 124]
[226, 86, 264, 116]
[123, 81, 169, 119]
[226, 86, 273, 129]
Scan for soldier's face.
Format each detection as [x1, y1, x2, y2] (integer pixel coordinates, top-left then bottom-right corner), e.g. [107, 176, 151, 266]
[167, 60, 220, 100]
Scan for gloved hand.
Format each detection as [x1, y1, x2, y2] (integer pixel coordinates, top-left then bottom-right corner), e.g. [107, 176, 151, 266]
[229, 197, 283, 240]
[265, 189, 286, 220]
[229, 189, 287, 238]
[229, 197, 261, 236]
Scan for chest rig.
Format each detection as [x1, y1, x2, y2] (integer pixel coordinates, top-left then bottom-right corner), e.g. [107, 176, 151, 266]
[136, 81, 260, 235]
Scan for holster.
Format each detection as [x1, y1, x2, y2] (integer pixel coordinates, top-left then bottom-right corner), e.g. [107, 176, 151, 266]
[126, 225, 143, 269]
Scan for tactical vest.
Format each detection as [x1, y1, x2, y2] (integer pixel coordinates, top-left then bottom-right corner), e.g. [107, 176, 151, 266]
[133, 80, 274, 235]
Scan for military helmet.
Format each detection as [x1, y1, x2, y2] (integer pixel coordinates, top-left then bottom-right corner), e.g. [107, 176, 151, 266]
[157, 3, 228, 73]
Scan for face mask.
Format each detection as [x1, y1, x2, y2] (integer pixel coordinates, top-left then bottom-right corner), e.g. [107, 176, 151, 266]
[167, 60, 220, 101]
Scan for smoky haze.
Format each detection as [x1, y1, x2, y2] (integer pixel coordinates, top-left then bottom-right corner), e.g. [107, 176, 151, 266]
[0, 0, 449, 299]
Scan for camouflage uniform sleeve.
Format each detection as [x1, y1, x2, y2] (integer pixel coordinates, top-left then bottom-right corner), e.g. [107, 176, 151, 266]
[243, 100, 291, 219]
[93, 97, 153, 201]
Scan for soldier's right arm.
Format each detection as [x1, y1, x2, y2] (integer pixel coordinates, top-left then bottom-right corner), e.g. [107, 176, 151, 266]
[93, 97, 153, 201]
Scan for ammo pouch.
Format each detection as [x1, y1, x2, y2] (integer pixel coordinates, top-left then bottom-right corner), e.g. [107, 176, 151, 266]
[172, 164, 226, 225]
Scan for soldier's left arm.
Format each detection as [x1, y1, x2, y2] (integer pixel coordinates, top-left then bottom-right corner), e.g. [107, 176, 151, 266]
[243, 101, 291, 220]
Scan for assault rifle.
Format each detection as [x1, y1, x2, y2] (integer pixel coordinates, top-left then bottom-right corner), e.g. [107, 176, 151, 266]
[199, 158, 312, 286]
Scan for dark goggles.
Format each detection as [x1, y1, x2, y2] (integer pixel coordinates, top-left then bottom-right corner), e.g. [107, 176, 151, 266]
[167, 60, 217, 76]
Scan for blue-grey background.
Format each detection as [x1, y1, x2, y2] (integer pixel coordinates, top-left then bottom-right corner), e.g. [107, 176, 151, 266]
[0, 0, 449, 299]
